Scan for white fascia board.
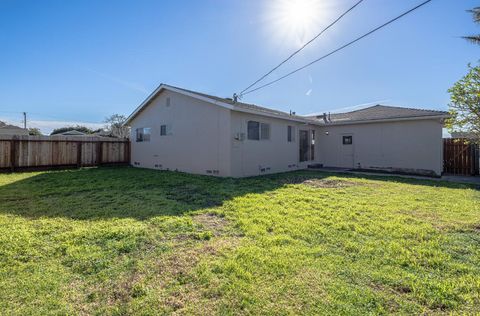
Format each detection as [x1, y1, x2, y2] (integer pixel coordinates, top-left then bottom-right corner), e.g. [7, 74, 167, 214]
[317, 114, 449, 127]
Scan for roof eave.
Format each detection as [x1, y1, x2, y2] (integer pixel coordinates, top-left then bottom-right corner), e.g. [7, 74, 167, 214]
[318, 114, 450, 126]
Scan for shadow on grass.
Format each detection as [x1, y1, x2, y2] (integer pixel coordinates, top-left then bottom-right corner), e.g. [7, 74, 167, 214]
[0, 166, 476, 220]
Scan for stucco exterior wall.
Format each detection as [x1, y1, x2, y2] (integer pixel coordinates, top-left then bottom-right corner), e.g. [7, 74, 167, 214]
[316, 119, 444, 176]
[129, 90, 232, 176]
[230, 111, 318, 177]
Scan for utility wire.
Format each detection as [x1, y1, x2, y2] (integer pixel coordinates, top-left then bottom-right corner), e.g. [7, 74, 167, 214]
[241, 0, 433, 96]
[238, 0, 365, 97]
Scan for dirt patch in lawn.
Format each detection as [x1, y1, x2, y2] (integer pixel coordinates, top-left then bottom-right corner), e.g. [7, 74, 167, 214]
[193, 213, 230, 236]
[302, 179, 357, 188]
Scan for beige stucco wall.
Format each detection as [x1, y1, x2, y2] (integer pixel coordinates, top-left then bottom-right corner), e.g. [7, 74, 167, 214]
[230, 111, 318, 177]
[316, 119, 444, 176]
[129, 90, 232, 176]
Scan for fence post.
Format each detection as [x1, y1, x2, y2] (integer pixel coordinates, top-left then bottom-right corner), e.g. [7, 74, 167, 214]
[10, 137, 17, 172]
[76, 141, 82, 168]
[124, 141, 130, 164]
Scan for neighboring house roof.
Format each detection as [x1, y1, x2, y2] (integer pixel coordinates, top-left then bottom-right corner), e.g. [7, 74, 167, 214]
[307, 105, 449, 125]
[450, 131, 478, 139]
[0, 122, 28, 135]
[57, 130, 87, 136]
[125, 84, 449, 126]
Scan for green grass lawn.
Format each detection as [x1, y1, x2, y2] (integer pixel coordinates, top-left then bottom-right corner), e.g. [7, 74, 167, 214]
[0, 167, 479, 315]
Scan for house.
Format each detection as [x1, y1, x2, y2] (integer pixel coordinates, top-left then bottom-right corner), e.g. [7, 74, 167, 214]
[450, 131, 478, 139]
[0, 122, 28, 136]
[55, 130, 88, 136]
[125, 84, 449, 177]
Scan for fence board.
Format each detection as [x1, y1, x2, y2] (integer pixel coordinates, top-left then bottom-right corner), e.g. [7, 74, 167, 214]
[0, 135, 129, 171]
[443, 138, 479, 176]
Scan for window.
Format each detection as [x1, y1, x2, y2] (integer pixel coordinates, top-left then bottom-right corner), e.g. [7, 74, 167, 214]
[247, 121, 259, 140]
[343, 135, 352, 145]
[136, 127, 151, 142]
[287, 126, 295, 142]
[160, 124, 172, 136]
[311, 130, 315, 160]
[166, 97, 171, 107]
[260, 123, 270, 140]
[248, 121, 270, 140]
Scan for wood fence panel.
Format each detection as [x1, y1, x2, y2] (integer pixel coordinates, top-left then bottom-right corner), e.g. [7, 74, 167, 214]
[443, 138, 479, 176]
[0, 135, 130, 172]
[0, 140, 12, 168]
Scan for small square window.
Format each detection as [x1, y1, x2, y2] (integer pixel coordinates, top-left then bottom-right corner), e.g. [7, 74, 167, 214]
[343, 135, 352, 145]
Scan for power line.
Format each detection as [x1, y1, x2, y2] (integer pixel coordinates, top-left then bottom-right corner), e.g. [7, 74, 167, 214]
[239, 0, 365, 97]
[241, 0, 433, 96]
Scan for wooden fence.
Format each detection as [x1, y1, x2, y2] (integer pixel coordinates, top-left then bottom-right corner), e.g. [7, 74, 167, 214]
[0, 135, 130, 172]
[443, 138, 479, 176]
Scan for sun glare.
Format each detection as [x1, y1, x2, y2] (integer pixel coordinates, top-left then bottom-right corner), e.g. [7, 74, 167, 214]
[266, 0, 331, 47]
[283, 0, 316, 28]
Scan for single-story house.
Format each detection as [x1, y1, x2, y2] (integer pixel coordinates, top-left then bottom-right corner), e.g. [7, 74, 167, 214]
[125, 84, 449, 177]
[0, 122, 28, 136]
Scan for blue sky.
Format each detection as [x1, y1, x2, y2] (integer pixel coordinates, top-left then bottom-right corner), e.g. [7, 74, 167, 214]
[0, 0, 478, 133]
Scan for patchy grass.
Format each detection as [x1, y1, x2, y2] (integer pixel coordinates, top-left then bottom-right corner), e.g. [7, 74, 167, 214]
[0, 167, 479, 315]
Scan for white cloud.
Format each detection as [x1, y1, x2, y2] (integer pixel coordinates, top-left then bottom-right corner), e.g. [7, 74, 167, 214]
[305, 88, 312, 96]
[0, 116, 104, 135]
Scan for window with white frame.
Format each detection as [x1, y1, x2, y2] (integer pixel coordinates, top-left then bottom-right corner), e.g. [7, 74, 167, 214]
[136, 127, 151, 142]
[247, 121, 270, 140]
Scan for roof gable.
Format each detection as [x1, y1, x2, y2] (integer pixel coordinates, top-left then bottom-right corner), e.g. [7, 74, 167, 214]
[125, 84, 316, 125]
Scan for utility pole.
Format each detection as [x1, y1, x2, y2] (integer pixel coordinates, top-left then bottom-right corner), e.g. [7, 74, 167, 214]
[23, 112, 26, 129]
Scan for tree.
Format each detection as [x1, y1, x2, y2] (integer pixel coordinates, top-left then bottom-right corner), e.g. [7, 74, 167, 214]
[28, 128, 42, 136]
[447, 64, 480, 141]
[464, 7, 480, 44]
[50, 125, 94, 135]
[104, 114, 129, 139]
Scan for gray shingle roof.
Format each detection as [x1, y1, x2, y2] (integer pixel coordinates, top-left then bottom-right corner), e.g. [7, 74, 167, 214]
[0, 121, 24, 129]
[306, 105, 449, 124]
[129, 84, 448, 126]
[164, 85, 315, 122]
